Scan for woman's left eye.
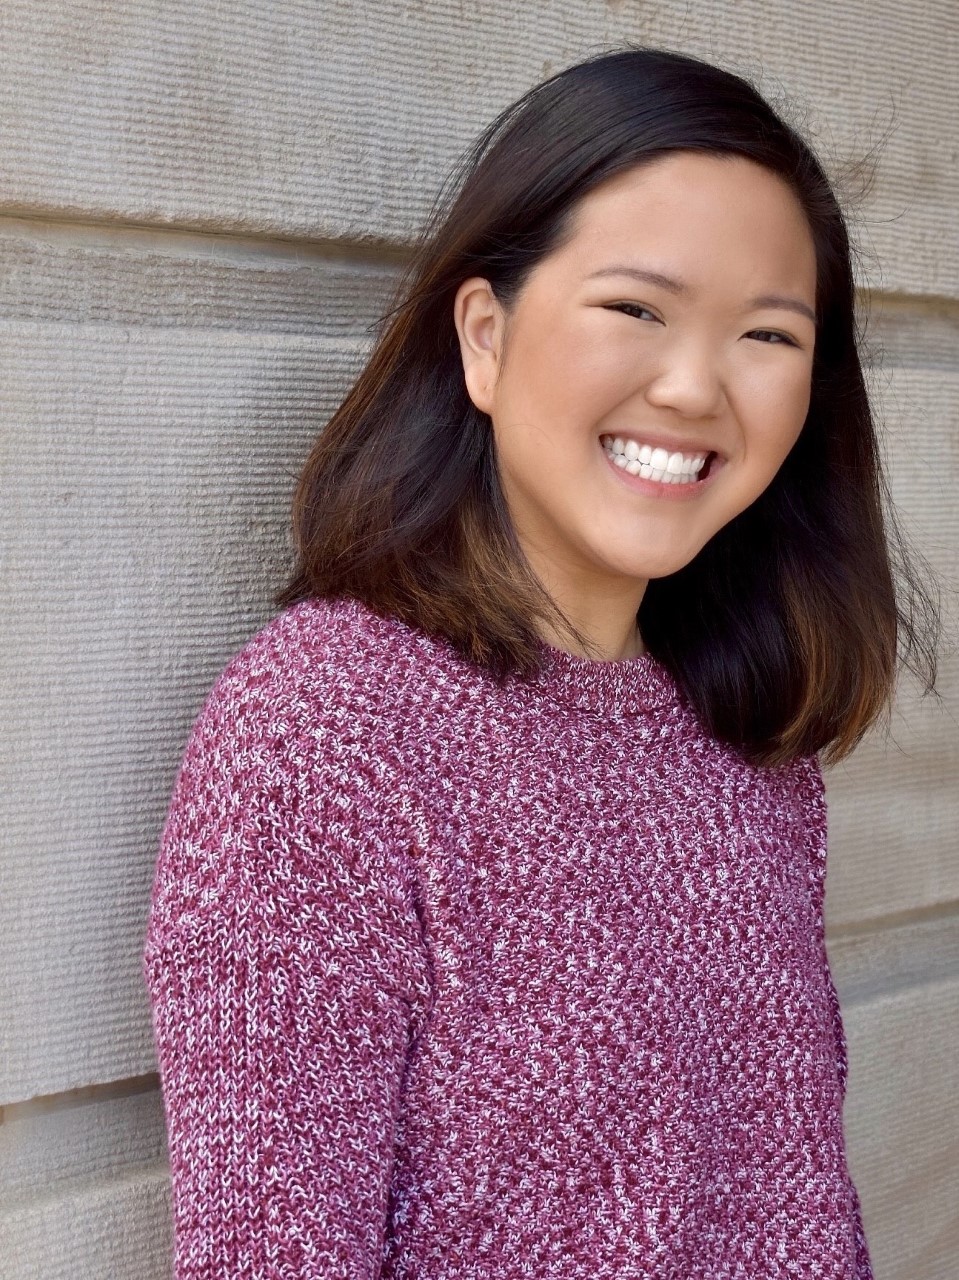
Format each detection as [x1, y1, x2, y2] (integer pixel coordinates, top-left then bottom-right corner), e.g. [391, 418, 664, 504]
[606, 302, 660, 322]
[748, 329, 799, 346]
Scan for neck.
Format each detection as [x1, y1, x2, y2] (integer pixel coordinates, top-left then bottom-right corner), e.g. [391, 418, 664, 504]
[524, 550, 650, 660]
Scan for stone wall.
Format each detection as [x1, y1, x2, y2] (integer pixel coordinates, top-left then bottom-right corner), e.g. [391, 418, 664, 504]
[1, 3, 956, 1275]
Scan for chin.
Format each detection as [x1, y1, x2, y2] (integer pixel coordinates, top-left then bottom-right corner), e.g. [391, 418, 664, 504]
[615, 549, 701, 581]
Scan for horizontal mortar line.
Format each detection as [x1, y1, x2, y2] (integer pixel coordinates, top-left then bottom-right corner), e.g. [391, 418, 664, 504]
[1, 1072, 160, 1121]
[862, 289, 959, 318]
[839, 961, 959, 1009]
[1, 322, 385, 343]
[827, 896, 959, 940]
[0, 317, 376, 345]
[0, 208, 411, 268]
[2, 1156, 171, 1217]
[2, 210, 959, 315]
[2, 310, 958, 351]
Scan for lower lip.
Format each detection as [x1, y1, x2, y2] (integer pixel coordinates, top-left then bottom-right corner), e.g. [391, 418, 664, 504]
[600, 441, 722, 500]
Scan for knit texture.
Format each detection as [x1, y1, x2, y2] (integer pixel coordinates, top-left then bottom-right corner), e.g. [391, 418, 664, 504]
[143, 594, 873, 1279]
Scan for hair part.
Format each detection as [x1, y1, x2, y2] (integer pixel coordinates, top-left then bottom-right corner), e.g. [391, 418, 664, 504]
[274, 43, 940, 768]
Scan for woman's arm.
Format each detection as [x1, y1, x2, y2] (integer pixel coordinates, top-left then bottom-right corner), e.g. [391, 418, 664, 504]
[144, 892, 421, 1278]
[142, 642, 432, 1278]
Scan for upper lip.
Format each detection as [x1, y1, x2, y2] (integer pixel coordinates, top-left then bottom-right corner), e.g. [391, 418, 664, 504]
[600, 430, 721, 458]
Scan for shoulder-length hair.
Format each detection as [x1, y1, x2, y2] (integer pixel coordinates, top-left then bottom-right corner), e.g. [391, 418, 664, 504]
[275, 44, 939, 767]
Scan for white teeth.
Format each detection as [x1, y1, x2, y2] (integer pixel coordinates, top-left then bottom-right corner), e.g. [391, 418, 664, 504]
[601, 435, 710, 485]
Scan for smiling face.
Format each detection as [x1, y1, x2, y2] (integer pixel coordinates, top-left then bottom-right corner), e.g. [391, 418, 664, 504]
[453, 150, 819, 653]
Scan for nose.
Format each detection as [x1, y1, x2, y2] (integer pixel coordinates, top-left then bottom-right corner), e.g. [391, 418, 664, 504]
[642, 337, 726, 420]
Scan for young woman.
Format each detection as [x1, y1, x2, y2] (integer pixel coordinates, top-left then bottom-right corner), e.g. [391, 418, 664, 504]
[144, 45, 938, 1279]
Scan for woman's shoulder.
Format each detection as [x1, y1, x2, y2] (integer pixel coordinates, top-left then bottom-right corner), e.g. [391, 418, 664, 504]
[170, 591, 465, 838]
[210, 592, 399, 697]
[170, 596, 443, 831]
[146, 596, 424, 952]
[195, 593, 427, 744]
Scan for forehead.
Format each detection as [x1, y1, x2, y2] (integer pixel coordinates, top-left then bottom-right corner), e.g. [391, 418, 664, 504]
[553, 152, 816, 289]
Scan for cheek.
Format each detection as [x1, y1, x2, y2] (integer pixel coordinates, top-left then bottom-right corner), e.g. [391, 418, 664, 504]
[741, 365, 812, 467]
[494, 359, 612, 474]
[509, 313, 637, 420]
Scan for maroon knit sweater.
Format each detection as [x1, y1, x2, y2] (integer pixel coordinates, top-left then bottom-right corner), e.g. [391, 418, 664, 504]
[143, 594, 873, 1278]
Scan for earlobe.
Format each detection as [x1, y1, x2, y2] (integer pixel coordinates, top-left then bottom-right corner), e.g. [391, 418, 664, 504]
[453, 277, 501, 416]
[463, 363, 494, 416]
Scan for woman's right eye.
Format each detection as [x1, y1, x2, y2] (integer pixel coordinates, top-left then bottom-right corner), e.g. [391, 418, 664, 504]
[605, 302, 661, 322]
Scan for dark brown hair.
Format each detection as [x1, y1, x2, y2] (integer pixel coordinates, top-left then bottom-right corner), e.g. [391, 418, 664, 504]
[275, 44, 939, 767]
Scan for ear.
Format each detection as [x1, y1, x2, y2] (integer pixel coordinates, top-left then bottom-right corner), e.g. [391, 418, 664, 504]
[452, 276, 505, 416]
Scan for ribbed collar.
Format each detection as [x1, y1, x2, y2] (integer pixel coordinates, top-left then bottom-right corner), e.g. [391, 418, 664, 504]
[515, 637, 681, 717]
[322, 595, 680, 718]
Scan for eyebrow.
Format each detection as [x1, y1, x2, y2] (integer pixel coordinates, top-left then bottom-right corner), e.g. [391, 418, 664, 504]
[587, 265, 817, 325]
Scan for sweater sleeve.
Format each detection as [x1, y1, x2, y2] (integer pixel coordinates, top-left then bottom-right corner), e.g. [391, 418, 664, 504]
[798, 756, 874, 1280]
[142, 645, 434, 1279]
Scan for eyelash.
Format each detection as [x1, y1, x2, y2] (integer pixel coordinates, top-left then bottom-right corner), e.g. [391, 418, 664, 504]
[606, 302, 801, 348]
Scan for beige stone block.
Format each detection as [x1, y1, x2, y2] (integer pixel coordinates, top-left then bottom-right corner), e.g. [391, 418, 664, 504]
[0, 321, 366, 1100]
[862, 295, 959, 374]
[0, 1165, 172, 1280]
[0, 1078, 167, 1206]
[824, 367, 959, 924]
[829, 915, 959, 1006]
[841, 977, 959, 1280]
[0, 216, 401, 335]
[0, 2, 955, 295]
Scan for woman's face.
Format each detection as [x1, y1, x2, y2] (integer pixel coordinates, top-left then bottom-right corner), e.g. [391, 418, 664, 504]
[454, 151, 818, 605]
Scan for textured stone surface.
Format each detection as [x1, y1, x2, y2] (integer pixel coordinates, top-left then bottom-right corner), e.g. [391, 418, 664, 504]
[0, 217, 401, 334]
[842, 978, 959, 1280]
[1, 2, 956, 1274]
[824, 365, 959, 925]
[0, 1077, 166, 1206]
[829, 915, 959, 1005]
[0, 321, 365, 1100]
[0, 1165, 172, 1280]
[0, 1, 957, 295]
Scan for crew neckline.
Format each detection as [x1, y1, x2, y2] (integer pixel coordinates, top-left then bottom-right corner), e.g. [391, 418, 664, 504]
[517, 636, 680, 716]
[310, 594, 680, 718]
